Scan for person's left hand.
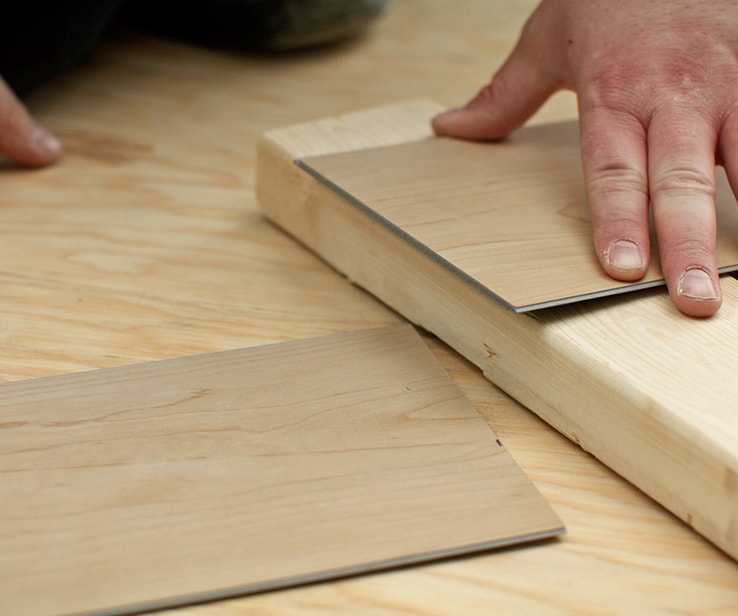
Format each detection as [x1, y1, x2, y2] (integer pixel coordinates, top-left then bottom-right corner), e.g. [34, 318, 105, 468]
[0, 76, 61, 166]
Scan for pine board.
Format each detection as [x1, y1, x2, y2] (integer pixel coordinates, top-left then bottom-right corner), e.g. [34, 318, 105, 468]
[298, 122, 738, 311]
[256, 99, 738, 561]
[0, 324, 562, 616]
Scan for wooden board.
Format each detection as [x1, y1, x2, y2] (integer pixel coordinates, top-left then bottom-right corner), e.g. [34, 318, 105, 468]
[0, 324, 562, 616]
[256, 99, 738, 561]
[298, 123, 738, 311]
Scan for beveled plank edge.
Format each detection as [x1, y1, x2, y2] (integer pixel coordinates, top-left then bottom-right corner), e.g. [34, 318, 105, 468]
[255, 100, 738, 561]
[77, 529, 563, 616]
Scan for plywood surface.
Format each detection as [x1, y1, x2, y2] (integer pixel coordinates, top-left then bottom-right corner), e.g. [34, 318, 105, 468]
[0, 324, 562, 616]
[257, 100, 738, 563]
[6, 1, 738, 613]
[300, 123, 738, 311]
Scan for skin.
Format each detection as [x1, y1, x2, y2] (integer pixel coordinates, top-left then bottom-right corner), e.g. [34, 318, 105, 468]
[0, 76, 61, 166]
[433, 0, 738, 317]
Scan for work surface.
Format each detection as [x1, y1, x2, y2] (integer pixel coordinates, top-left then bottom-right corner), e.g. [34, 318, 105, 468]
[4, 1, 738, 614]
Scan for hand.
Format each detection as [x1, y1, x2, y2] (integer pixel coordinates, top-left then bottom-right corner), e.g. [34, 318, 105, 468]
[432, 0, 738, 317]
[0, 76, 61, 166]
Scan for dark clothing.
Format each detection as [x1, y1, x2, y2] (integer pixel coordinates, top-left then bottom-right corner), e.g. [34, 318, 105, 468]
[0, 0, 389, 96]
[1, 1, 125, 95]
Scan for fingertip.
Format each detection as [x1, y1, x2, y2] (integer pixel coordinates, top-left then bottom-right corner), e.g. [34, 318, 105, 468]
[671, 267, 722, 318]
[0, 77, 61, 167]
[430, 107, 464, 137]
[1, 125, 63, 167]
[430, 106, 517, 142]
[431, 98, 512, 141]
[30, 126, 63, 165]
[671, 296, 721, 318]
[432, 55, 555, 141]
[601, 239, 648, 282]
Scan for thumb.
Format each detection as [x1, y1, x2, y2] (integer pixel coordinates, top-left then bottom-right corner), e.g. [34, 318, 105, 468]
[0, 77, 61, 166]
[432, 19, 563, 140]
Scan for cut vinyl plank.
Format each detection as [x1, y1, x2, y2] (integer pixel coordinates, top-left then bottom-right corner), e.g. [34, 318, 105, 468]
[255, 99, 738, 561]
[298, 121, 738, 312]
[0, 324, 562, 616]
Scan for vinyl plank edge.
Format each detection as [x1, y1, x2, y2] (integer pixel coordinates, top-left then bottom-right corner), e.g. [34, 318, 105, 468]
[75, 528, 564, 616]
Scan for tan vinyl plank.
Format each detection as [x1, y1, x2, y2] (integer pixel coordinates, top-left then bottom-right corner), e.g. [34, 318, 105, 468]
[299, 121, 738, 311]
[0, 324, 562, 616]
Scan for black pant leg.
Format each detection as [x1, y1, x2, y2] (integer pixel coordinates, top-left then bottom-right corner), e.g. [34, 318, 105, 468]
[0, 0, 125, 96]
[121, 0, 390, 52]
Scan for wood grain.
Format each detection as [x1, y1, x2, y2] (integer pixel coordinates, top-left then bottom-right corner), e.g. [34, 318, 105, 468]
[299, 123, 738, 311]
[0, 324, 561, 616]
[257, 100, 738, 562]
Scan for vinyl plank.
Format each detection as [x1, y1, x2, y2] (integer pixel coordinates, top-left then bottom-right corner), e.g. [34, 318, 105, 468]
[0, 324, 562, 616]
[298, 121, 738, 311]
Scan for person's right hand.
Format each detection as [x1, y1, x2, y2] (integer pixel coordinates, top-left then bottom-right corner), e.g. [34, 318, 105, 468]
[432, 0, 738, 318]
[0, 76, 60, 166]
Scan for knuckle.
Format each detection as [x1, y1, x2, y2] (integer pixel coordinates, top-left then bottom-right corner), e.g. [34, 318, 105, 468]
[597, 214, 643, 236]
[667, 237, 714, 261]
[651, 167, 716, 199]
[585, 165, 649, 237]
[586, 163, 648, 199]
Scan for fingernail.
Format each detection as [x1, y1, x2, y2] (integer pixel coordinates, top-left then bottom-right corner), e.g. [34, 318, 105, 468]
[605, 240, 644, 272]
[678, 267, 718, 300]
[32, 126, 61, 156]
[432, 107, 463, 131]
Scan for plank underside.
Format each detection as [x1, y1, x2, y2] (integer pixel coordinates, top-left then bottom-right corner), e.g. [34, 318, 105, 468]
[0, 324, 562, 616]
[299, 123, 738, 311]
[255, 99, 738, 562]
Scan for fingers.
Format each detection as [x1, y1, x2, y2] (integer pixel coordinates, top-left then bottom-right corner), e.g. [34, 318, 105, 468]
[430, 0, 728, 318]
[718, 105, 738, 239]
[648, 111, 721, 317]
[432, 12, 563, 141]
[0, 77, 61, 166]
[578, 108, 651, 282]
[574, 102, 721, 318]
